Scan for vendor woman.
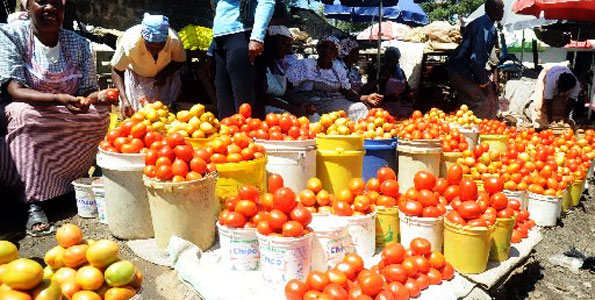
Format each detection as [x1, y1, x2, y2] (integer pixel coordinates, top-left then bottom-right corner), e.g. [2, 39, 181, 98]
[0, 0, 111, 236]
[286, 36, 383, 121]
[111, 13, 186, 117]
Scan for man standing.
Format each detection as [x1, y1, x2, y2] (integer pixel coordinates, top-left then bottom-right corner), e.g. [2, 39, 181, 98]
[212, 0, 275, 119]
[448, 0, 504, 119]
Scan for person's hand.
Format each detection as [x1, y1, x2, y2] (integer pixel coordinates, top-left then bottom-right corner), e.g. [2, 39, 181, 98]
[120, 99, 134, 118]
[364, 93, 384, 107]
[248, 40, 264, 65]
[55, 94, 87, 114]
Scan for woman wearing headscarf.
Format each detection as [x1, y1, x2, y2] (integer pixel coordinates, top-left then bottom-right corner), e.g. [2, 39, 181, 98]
[337, 36, 362, 93]
[111, 13, 186, 117]
[286, 36, 382, 121]
[0, 0, 112, 236]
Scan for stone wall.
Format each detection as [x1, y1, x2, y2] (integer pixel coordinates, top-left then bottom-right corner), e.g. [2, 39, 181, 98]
[73, 0, 214, 31]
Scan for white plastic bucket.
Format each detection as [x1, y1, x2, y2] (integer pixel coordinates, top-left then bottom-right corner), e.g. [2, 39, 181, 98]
[527, 192, 561, 227]
[96, 148, 154, 239]
[336, 212, 376, 257]
[257, 233, 313, 289]
[458, 126, 479, 151]
[399, 211, 444, 252]
[309, 215, 353, 271]
[92, 179, 107, 224]
[144, 172, 219, 251]
[72, 177, 98, 218]
[397, 139, 442, 193]
[504, 190, 528, 210]
[217, 222, 260, 271]
[255, 139, 316, 192]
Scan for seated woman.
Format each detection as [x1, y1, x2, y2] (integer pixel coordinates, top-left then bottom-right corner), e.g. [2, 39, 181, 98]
[337, 36, 362, 93]
[0, 0, 111, 236]
[363, 47, 414, 120]
[286, 36, 382, 121]
[262, 25, 314, 117]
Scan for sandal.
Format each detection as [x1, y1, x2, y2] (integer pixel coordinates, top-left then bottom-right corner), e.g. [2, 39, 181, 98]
[25, 204, 55, 237]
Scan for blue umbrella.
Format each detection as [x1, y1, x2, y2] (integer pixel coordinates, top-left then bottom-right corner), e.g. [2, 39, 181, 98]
[323, 0, 428, 26]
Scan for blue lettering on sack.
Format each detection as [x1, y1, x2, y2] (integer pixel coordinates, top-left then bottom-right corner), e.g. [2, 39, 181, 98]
[330, 245, 345, 254]
[262, 255, 282, 265]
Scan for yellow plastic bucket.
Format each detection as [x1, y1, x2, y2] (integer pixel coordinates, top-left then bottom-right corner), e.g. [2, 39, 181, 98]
[479, 134, 508, 155]
[374, 206, 399, 248]
[316, 135, 364, 151]
[440, 152, 463, 178]
[316, 149, 364, 194]
[489, 216, 516, 262]
[570, 180, 584, 207]
[109, 113, 121, 130]
[185, 136, 216, 149]
[215, 157, 267, 204]
[444, 219, 494, 274]
[562, 188, 571, 212]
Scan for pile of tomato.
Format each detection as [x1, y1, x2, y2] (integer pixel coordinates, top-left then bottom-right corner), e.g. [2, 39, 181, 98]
[285, 238, 455, 300]
[312, 111, 358, 136]
[201, 132, 265, 164]
[441, 127, 470, 153]
[399, 171, 448, 218]
[297, 178, 334, 214]
[445, 105, 481, 129]
[355, 108, 399, 140]
[397, 109, 450, 140]
[479, 119, 511, 135]
[100, 119, 162, 154]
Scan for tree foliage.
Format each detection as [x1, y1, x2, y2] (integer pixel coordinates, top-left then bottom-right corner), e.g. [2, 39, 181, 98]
[421, 0, 484, 23]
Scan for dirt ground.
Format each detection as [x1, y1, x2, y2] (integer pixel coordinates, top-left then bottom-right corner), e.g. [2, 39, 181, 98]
[2, 179, 594, 300]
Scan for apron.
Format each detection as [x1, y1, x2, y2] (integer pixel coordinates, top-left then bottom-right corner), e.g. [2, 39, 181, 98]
[24, 27, 82, 94]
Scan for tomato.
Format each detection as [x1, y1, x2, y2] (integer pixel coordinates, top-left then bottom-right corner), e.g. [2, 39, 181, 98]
[446, 164, 463, 185]
[458, 201, 482, 220]
[307, 271, 330, 292]
[421, 206, 441, 218]
[105, 88, 119, 102]
[267, 174, 284, 193]
[189, 157, 207, 174]
[400, 200, 423, 217]
[307, 178, 323, 193]
[387, 282, 409, 300]
[443, 185, 459, 202]
[256, 220, 273, 235]
[282, 221, 304, 237]
[113, 136, 129, 152]
[358, 273, 384, 297]
[497, 207, 515, 218]
[130, 122, 147, 138]
[336, 189, 354, 204]
[238, 103, 252, 118]
[327, 269, 348, 287]
[144, 149, 159, 165]
[354, 195, 371, 212]
[417, 190, 438, 207]
[459, 179, 478, 201]
[171, 159, 189, 177]
[173, 145, 194, 162]
[224, 211, 246, 228]
[377, 167, 396, 183]
[467, 218, 488, 227]
[273, 187, 297, 214]
[349, 178, 366, 196]
[156, 157, 172, 168]
[404, 278, 420, 298]
[322, 283, 348, 300]
[267, 209, 288, 230]
[366, 178, 381, 192]
[378, 180, 399, 198]
[238, 185, 260, 202]
[303, 290, 322, 300]
[333, 201, 354, 216]
[290, 206, 312, 226]
[376, 195, 397, 207]
[158, 146, 176, 162]
[156, 165, 173, 180]
[120, 120, 137, 136]
[427, 268, 442, 285]
[166, 132, 186, 148]
[106, 128, 122, 144]
[426, 251, 445, 269]
[144, 165, 157, 178]
[489, 192, 509, 211]
[401, 257, 418, 277]
[439, 263, 455, 280]
[511, 229, 523, 243]
[382, 264, 408, 284]
[285, 279, 308, 300]
[484, 177, 504, 194]
[334, 262, 357, 280]
[433, 178, 449, 194]
[235, 200, 258, 218]
[446, 210, 466, 225]
[299, 189, 317, 207]
[414, 171, 436, 190]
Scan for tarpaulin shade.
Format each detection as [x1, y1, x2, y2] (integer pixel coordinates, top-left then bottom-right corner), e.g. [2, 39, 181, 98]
[512, 0, 595, 22]
[321, 0, 399, 6]
[323, 0, 428, 25]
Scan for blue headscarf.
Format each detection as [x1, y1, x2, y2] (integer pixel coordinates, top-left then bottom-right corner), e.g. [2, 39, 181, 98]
[141, 13, 169, 43]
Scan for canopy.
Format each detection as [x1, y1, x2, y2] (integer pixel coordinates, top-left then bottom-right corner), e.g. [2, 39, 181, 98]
[467, 0, 553, 31]
[321, 0, 399, 6]
[323, 0, 428, 26]
[512, 0, 595, 22]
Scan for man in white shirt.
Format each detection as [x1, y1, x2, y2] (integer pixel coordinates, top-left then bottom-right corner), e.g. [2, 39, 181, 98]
[542, 66, 580, 124]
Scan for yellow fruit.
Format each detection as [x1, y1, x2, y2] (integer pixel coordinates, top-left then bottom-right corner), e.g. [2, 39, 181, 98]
[55, 224, 83, 248]
[60, 279, 81, 299]
[2, 258, 43, 290]
[176, 111, 192, 123]
[51, 268, 77, 286]
[145, 109, 159, 122]
[191, 130, 206, 139]
[62, 245, 88, 269]
[31, 280, 61, 300]
[104, 261, 135, 287]
[199, 122, 214, 135]
[104, 286, 136, 300]
[189, 104, 205, 117]
[42, 266, 54, 281]
[71, 291, 101, 300]
[0, 241, 18, 264]
[86, 240, 118, 269]
[0, 289, 32, 300]
[75, 266, 104, 291]
[43, 246, 64, 270]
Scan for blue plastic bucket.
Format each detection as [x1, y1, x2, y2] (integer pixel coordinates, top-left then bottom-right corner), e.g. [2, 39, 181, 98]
[363, 139, 398, 181]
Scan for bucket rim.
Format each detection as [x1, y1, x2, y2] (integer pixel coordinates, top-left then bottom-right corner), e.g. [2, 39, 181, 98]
[72, 177, 101, 187]
[398, 211, 444, 222]
[444, 217, 495, 233]
[215, 157, 268, 171]
[97, 147, 146, 157]
[527, 192, 561, 202]
[479, 134, 509, 139]
[331, 210, 377, 220]
[316, 134, 364, 140]
[316, 149, 365, 156]
[143, 171, 218, 187]
[216, 222, 258, 233]
[256, 231, 314, 242]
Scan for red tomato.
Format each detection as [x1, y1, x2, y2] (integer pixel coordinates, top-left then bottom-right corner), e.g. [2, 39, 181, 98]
[256, 220, 273, 235]
[358, 273, 384, 297]
[387, 282, 409, 300]
[333, 201, 354, 216]
[459, 179, 478, 201]
[145, 149, 159, 165]
[290, 206, 312, 227]
[414, 273, 430, 290]
[427, 268, 442, 285]
[380, 180, 400, 198]
[458, 201, 482, 220]
[422, 206, 442, 218]
[427, 251, 445, 269]
[400, 200, 423, 217]
[490, 192, 509, 211]
[446, 210, 466, 225]
[497, 207, 515, 218]
[484, 177, 504, 194]
[414, 171, 436, 190]
[158, 146, 176, 162]
[144, 131, 162, 148]
[120, 120, 137, 136]
[343, 253, 365, 273]
[273, 187, 297, 214]
[306, 271, 330, 292]
[268, 174, 284, 193]
[382, 264, 408, 283]
[239, 103, 252, 118]
[171, 159, 189, 177]
[224, 211, 246, 228]
[410, 238, 432, 256]
[189, 157, 207, 174]
[156, 165, 173, 181]
[166, 132, 186, 148]
[433, 178, 449, 195]
[443, 185, 459, 202]
[282, 221, 304, 237]
[404, 278, 420, 298]
[174, 145, 194, 162]
[238, 185, 260, 202]
[322, 283, 348, 300]
[144, 165, 157, 178]
[130, 122, 147, 138]
[106, 128, 122, 144]
[508, 199, 521, 211]
[440, 263, 455, 280]
[285, 279, 308, 300]
[401, 257, 418, 277]
[267, 209, 288, 230]
[446, 164, 463, 185]
[377, 167, 397, 183]
[467, 218, 488, 227]
[235, 200, 258, 218]
[417, 190, 438, 207]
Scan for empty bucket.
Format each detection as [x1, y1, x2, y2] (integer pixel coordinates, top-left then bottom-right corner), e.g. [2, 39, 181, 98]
[527, 192, 561, 227]
[256, 139, 316, 192]
[397, 139, 442, 193]
[72, 177, 98, 218]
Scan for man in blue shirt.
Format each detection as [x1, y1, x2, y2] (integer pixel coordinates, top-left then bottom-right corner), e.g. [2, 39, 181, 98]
[448, 0, 504, 119]
[212, 0, 276, 119]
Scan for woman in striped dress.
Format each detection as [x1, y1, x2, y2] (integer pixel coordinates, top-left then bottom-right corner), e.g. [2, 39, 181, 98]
[0, 0, 111, 236]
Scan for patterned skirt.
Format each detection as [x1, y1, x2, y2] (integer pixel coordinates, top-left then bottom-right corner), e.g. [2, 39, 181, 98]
[0, 102, 109, 203]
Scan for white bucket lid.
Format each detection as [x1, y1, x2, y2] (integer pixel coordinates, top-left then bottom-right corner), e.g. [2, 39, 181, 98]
[96, 147, 145, 171]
